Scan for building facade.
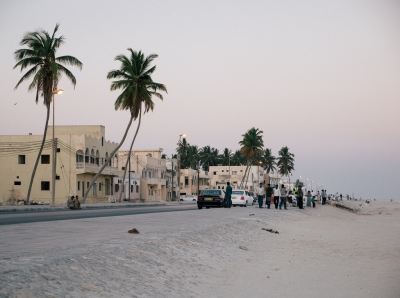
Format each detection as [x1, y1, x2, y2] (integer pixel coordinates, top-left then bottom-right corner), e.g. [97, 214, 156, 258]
[179, 168, 213, 196]
[116, 149, 167, 202]
[0, 125, 121, 204]
[165, 158, 179, 201]
[209, 165, 264, 191]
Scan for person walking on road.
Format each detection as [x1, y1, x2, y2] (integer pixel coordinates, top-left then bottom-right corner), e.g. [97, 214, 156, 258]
[225, 182, 232, 208]
[279, 184, 287, 210]
[273, 185, 280, 209]
[297, 185, 304, 209]
[322, 189, 327, 205]
[265, 184, 273, 209]
[256, 183, 265, 208]
[306, 191, 312, 207]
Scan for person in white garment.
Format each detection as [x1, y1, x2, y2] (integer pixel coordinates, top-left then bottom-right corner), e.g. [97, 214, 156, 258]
[256, 183, 265, 208]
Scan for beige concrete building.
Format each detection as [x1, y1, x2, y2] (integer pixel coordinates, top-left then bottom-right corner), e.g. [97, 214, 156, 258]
[0, 125, 121, 204]
[117, 149, 167, 202]
[179, 168, 213, 196]
[209, 165, 264, 191]
[165, 158, 179, 201]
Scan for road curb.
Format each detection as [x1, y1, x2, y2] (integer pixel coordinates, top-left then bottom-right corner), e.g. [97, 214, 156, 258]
[0, 203, 167, 213]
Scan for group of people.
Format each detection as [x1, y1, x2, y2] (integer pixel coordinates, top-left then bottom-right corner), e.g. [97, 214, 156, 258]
[224, 182, 330, 210]
[252, 183, 329, 210]
[67, 195, 81, 210]
[255, 183, 289, 210]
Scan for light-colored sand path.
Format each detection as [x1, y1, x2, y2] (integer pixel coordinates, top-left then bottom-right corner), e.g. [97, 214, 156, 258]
[0, 202, 399, 297]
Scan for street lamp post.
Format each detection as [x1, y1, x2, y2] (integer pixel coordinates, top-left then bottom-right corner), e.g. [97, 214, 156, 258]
[177, 133, 186, 200]
[51, 89, 63, 207]
[228, 150, 233, 183]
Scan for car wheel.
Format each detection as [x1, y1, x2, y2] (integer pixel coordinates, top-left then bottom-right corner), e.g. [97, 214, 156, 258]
[198, 205, 202, 209]
[206, 207, 210, 209]
[244, 202, 247, 207]
[240, 205, 243, 207]
[233, 205, 236, 207]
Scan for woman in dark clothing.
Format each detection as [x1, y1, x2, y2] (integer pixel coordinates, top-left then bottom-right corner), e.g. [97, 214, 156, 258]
[297, 186, 304, 209]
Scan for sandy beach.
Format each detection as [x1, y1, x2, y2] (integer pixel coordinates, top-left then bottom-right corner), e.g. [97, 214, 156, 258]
[0, 201, 399, 297]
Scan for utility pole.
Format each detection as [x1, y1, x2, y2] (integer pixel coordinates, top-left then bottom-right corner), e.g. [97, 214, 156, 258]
[171, 159, 174, 200]
[128, 152, 131, 202]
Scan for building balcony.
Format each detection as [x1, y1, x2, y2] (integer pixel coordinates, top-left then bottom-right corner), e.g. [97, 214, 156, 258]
[143, 177, 166, 185]
[76, 162, 119, 176]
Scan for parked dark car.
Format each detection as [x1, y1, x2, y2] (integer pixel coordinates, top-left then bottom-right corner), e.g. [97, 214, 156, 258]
[197, 189, 226, 209]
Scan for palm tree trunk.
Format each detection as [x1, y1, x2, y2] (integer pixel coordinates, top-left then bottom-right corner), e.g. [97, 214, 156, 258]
[83, 115, 134, 203]
[119, 107, 142, 202]
[26, 104, 51, 204]
[240, 161, 250, 188]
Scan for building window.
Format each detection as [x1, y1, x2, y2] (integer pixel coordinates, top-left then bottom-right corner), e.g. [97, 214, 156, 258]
[213, 171, 217, 175]
[122, 167, 125, 170]
[136, 185, 139, 193]
[41, 155, 50, 164]
[78, 181, 80, 191]
[93, 183, 97, 196]
[87, 182, 89, 189]
[18, 155, 26, 164]
[232, 171, 237, 175]
[130, 185, 133, 193]
[14, 181, 21, 185]
[41, 181, 50, 191]
[222, 170, 224, 172]
[102, 137, 104, 146]
[115, 184, 119, 192]
[149, 186, 153, 196]
[99, 183, 102, 191]
[56, 175, 60, 180]
[240, 170, 243, 172]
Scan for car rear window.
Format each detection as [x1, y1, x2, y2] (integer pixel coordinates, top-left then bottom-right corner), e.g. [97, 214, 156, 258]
[201, 190, 221, 196]
[232, 191, 244, 195]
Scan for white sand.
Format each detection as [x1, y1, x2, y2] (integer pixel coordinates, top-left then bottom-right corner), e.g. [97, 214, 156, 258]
[0, 203, 399, 297]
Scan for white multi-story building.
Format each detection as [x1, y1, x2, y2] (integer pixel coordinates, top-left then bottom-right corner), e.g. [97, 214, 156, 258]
[209, 165, 264, 191]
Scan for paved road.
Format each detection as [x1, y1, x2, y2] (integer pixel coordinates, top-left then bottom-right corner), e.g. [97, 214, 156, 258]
[0, 204, 197, 225]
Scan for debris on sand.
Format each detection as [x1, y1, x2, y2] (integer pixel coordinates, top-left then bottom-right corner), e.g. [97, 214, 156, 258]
[262, 228, 279, 234]
[239, 246, 248, 250]
[249, 214, 255, 216]
[128, 228, 139, 234]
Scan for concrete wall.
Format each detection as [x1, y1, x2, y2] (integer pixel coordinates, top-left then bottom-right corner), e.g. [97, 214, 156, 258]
[0, 125, 120, 205]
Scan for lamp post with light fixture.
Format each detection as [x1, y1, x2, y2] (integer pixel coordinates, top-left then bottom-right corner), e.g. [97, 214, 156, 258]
[177, 133, 185, 199]
[51, 89, 63, 206]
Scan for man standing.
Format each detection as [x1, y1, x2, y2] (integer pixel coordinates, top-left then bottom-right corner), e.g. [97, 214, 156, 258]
[297, 185, 304, 209]
[225, 182, 232, 208]
[279, 184, 287, 210]
[322, 189, 327, 205]
[273, 185, 280, 209]
[256, 183, 265, 208]
[265, 184, 273, 209]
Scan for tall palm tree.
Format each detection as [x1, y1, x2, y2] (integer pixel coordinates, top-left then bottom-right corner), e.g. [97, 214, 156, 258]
[210, 148, 220, 166]
[176, 138, 190, 169]
[13, 24, 82, 204]
[187, 145, 199, 169]
[83, 49, 166, 203]
[199, 145, 212, 171]
[219, 148, 231, 166]
[230, 150, 245, 166]
[260, 148, 276, 183]
[277, 146, 295, 179]
[238, 128, 264, 188]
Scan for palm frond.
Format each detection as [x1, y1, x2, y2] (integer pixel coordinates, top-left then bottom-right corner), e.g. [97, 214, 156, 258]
[56, 56, 83, 69]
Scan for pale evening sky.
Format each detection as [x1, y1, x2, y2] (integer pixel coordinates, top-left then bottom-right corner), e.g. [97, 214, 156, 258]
[0, 0, 399, 200]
